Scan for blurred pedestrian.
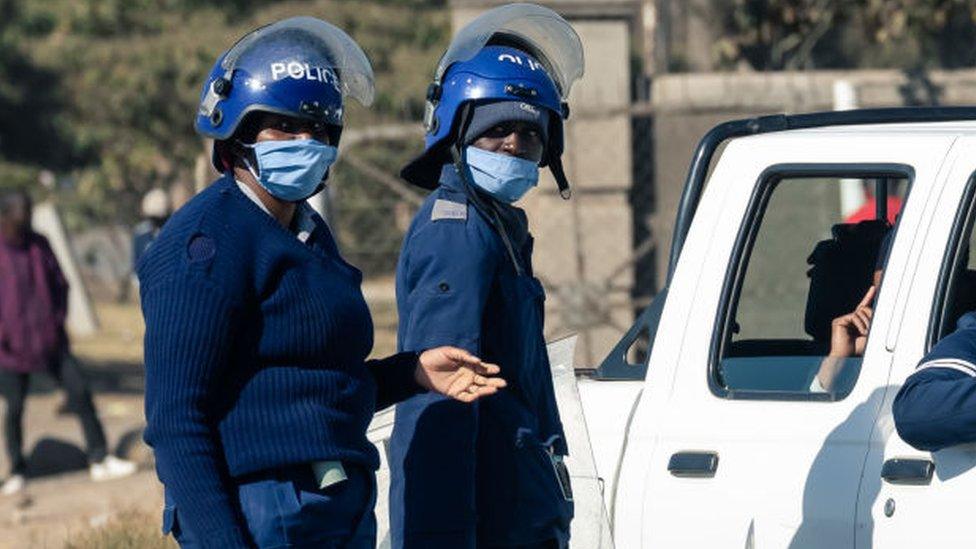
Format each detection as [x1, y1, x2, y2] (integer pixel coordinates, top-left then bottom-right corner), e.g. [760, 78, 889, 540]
[844, 182, 902, 224]
[141, 17, 506, 548]
[390, 4, 583, 548]
[0, 189, 136, 496]
[132, 188, 171, 270]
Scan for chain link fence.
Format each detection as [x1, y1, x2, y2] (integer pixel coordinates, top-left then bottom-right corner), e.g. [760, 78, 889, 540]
[330, 113, 659, 366]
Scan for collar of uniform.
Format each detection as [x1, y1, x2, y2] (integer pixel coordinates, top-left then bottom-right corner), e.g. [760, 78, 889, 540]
[236, 178, 272, 215]
[437, 164, 464, 191]
[438, 165, 531, 254]
[292, 202, 317, 244]
[235, 179, 316, 244]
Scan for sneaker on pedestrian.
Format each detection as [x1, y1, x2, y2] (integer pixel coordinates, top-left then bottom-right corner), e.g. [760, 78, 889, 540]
[89, 455, 137, 482]
[1, 474, 25, 496]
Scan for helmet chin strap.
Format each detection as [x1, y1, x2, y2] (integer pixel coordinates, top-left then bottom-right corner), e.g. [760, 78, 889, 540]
[451, 103, 525, 276]
[548, 153, 572, 200]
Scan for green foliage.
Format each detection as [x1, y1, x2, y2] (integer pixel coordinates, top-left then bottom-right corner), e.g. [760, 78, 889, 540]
[0, 161, 38, 192]
[0, 0, 447, 227]
[712, 1, 976, 70]
[0, 1, 78, 171]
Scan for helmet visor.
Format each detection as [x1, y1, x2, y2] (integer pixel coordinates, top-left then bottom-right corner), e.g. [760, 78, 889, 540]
[222, 16, 375, 106]
[436, 3, 584, 97]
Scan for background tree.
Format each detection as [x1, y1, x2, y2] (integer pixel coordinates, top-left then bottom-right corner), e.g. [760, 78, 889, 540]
[711, 0, 976, 70]
[0, 0, 446, 239]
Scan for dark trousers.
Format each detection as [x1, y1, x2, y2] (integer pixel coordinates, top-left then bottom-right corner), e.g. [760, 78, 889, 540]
[165, 464, 377, 548]
[0, 351, 108, 475]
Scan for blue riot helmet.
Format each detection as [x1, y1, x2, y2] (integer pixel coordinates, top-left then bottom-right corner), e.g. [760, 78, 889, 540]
[196, 16, 374, 172]
[401, 3, 584, 198]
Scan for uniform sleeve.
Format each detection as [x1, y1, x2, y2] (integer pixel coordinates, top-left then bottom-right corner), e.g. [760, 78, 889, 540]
[893, 329, 976, 451]
[391, 213, 499, 548]
[141, 273, 250, 547]
[367, 351, 422, 410]
[399, 214, 499, 355]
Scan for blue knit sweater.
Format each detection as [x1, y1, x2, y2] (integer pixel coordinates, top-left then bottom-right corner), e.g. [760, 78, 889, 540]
[138, 176, 421, 546]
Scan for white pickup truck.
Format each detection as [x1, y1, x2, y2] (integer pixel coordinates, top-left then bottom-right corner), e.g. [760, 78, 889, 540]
[372, 107, 976, 548]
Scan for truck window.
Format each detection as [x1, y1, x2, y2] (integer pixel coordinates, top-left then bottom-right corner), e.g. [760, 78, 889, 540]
[714, 172, 910, 400]
[930, 176, 976, 346]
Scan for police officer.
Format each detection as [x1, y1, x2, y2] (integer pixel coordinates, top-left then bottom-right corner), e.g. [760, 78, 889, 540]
[389, 5, 583, 548]
[139, 17, 505, 548]
[893, 311, 976, 450]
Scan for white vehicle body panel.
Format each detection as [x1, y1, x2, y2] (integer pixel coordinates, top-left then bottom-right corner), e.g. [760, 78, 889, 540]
[862, 135, 976, 548]
[611, 123, 973, 548]
[576, 378, 643, 512]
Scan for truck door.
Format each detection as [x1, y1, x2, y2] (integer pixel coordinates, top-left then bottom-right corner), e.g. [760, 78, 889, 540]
[865, 136, 976, 548]
[613, 131, 955, 548]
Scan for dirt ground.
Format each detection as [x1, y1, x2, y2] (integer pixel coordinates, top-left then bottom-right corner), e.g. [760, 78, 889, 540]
[0, 282, 400, 548]
[0, 302, 156, 548]
[0, 468, 164, 549]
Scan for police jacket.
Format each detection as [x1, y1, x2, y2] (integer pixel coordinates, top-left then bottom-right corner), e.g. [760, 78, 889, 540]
[388, 166, 572, 548]
[894, 312, 976, 451]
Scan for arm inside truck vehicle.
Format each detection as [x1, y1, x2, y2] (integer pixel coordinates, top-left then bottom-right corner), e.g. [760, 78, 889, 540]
[813, 228, 894, 392]
[715, 175, 909, 400]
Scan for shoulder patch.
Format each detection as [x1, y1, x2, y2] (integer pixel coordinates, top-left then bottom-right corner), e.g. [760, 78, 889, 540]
[187, 233, 216, 262]
[431, 199, 467, 221]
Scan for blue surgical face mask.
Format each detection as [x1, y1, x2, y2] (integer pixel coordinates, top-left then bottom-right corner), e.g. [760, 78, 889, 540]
[463, 146, 539, 203]
[241, 139, 338, 202]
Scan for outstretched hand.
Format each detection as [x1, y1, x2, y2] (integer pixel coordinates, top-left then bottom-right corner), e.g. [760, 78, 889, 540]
[414, 347, 507, 403]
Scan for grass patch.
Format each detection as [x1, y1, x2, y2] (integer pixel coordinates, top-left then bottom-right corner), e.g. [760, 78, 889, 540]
[64, 511, 176, 549]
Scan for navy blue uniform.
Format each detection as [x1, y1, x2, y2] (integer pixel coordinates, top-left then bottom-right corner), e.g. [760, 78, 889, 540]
[389, 168, 572, 548]
[165, 464, 376, 549]
[132, 219, 161, 269]
[894, 313, 976, 451]
[140, 177, 422, 547]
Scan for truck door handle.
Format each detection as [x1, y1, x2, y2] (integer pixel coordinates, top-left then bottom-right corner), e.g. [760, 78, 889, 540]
[881, 458, 934, 485]
[668, 451, 719, 478]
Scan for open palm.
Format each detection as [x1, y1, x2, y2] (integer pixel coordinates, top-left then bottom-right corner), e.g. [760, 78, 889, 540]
[414, 347, 507, 402]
